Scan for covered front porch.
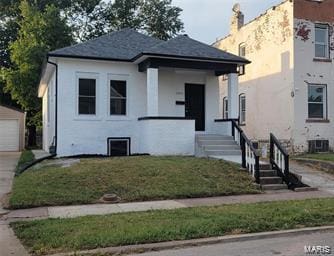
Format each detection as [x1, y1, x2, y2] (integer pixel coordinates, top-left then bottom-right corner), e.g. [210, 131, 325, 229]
[136, 56, 243, 156]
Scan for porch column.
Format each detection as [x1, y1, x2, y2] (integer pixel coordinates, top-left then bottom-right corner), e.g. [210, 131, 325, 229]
[147, 68, 159, 116]
[227, 73, 239, 119]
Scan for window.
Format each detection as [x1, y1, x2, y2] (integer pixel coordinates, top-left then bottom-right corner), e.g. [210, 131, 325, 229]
[108, 138, 130, 156]
[110, 80, 127, 115]
[223, 97, 228, 119]
[238, 43, 246, 75]
[308, 84, 327, 119]
[78, 78, 96, 115]
[315, 24, 329, 58]
[239, 94, 246, 124]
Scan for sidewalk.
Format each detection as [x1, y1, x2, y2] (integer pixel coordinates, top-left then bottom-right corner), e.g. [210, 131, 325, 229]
[3, 190, 333, 221]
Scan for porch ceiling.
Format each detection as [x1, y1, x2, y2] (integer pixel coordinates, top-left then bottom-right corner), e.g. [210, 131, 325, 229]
[138, 57, 239, 76]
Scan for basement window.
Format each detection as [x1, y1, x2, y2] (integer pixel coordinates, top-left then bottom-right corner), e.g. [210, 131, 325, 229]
[108, 138, 130, 156]
[308, 140, 329, 153]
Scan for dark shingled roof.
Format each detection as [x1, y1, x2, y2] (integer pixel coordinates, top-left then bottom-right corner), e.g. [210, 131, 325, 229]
[49, 28, 249, 64]
[143, 35, 248, 63]
[49, 28, 163, 61]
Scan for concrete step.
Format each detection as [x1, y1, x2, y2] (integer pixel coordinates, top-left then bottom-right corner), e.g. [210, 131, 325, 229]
[261, 184, 288, 190]
[205, 149, 241, 156]
[198, 140, 238, 146]
[259, 170, 277, 177]
[260, 177, 283, 185]
[203, 145, 240, 151]
[259, 163, 271, 170]
[196, 135, 233, 140]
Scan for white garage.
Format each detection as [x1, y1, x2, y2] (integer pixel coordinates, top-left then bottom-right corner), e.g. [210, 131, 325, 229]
[0, 105, 25, 152]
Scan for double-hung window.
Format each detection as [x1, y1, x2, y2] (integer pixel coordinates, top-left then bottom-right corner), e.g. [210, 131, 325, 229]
[239, 94, 246, 125]
[315, 24, 329, 59]
[238, 43, 246, 75]
[308, 84, 327, 119]
[78, 78, 96, 115]
[110, 80, 127, 115]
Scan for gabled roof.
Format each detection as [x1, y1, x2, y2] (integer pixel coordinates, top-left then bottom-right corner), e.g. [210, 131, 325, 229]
[49, 28, 163, 61]
[48, 28, 249, 64]
[142, 35, 249, 63]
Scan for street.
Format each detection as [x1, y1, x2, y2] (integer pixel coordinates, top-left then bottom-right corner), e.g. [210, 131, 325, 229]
[130, 231, 334, 256]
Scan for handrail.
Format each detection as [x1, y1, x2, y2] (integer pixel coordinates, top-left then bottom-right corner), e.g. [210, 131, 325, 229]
[270, 133, 290, 185]
[231, 120, 260, 184]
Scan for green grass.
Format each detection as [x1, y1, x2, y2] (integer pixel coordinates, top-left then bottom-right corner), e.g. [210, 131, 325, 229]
[11, 198, 334, 255]
[15, 150, 35, 175]
[9, 156, 260, 209]
[297, 153, 334, 163]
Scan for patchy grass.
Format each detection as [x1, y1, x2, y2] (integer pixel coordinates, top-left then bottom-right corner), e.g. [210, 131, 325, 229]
[9, 156, 260, 209]
[11, 198, 334, 255]
[297, 153, 334, 163]
[15, 150, 35, 175]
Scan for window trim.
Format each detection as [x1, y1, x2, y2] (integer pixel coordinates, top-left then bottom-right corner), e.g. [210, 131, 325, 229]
[107, 137, 131, 156]
[107, 74, 130, 120]
[307, 83, 328, 120]
[75, 72, 100, 120]
[314, 24, 330, 59]
[223, 96, 228, 119]
[239, 93, 246, 125]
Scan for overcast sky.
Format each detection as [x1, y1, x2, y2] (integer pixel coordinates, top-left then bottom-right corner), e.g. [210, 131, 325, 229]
[172, 0, 283, 44]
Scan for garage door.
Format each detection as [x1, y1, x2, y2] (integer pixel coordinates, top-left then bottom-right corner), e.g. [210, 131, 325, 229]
[0, 119, 19, 151]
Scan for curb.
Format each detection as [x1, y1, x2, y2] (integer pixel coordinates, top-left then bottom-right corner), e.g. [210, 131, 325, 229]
[49, 226, 334, 256]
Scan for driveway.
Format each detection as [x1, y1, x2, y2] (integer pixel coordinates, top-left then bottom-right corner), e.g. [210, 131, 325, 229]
[0, 152, 29, 256]
[0, 152, 21, 211]
[290, 160, 334, 194]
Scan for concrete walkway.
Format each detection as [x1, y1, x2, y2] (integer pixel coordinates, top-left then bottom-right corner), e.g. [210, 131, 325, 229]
[290, 160, 334, 194]
[0, 152, 29, 256]
[3, 190, 333, 221]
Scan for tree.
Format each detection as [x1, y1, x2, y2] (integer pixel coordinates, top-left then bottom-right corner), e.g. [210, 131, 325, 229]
[2, 1, 73, 146]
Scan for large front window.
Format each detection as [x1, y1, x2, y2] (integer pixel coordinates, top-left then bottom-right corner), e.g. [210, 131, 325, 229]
[110, 80, 127, 115]
[315, 24, 329, 59]
[78, 78, 96, 115]
[308, 84, 327, 119]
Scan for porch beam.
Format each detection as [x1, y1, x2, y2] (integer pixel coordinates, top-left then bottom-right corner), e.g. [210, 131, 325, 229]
[139, 58, 238, 76]
[227, 73, 239, 119]
[147, 68, 159, 116]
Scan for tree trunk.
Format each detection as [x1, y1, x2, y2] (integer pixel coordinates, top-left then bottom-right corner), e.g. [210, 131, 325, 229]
[27, 125, 37, 147]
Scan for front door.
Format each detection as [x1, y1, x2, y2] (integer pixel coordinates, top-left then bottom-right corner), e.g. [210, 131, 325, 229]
[185, 83, 205, 131]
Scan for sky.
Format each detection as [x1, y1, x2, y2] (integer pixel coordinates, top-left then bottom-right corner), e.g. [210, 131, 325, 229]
[172, 0, 284, 44]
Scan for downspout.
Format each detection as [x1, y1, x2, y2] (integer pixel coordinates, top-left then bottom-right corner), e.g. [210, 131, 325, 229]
[47, 58, 58, 155]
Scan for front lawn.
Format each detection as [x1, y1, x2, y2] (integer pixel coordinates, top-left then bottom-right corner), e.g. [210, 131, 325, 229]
[9, 156, 260, 209]
[297, 153, 334, 163]
[15, 150, 35, 175]
[11, 198, 334, 255]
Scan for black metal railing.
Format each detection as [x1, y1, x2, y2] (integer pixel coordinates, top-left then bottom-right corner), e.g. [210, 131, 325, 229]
[270, 133, 290, 185]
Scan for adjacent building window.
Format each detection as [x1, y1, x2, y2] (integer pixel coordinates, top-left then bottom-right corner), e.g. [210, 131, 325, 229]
[239, 94, 246, 125]
[308, 84, 327, 119]
[315, 24, 329, 58]
[238, 43, 246, 75]
[78, 78, 96, 115]
[110, 80, 127, 115]
[223, 97, 228, 119]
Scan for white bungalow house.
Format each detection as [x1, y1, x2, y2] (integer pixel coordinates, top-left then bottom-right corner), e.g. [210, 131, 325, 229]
[39, 28, 291, 190]
[38, 28, 249, 158]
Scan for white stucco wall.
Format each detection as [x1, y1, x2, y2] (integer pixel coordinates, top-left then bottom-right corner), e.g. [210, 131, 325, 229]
[49, 58, 222, 157]
[214, 1, 295, 144]
[293, 18, 334, 152]
[139, 119, 195, 155]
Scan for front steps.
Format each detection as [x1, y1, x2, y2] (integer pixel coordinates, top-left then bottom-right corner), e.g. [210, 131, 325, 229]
[259, 163, 288, 190]
[196, 134, 288, 191]
[196, 134, 242, 160]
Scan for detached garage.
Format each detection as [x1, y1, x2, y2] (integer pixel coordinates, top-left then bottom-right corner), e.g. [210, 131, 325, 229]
[0, 105, 25, 152]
